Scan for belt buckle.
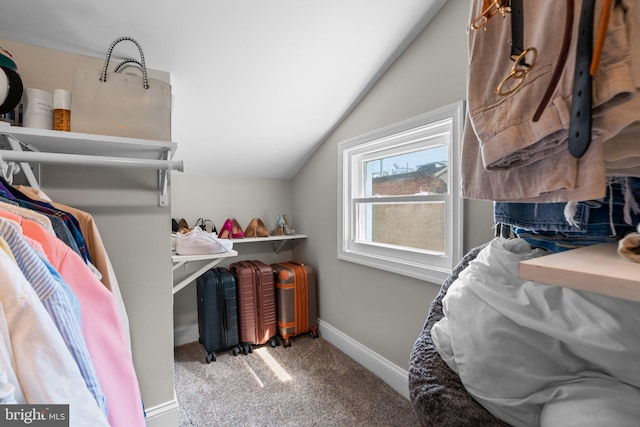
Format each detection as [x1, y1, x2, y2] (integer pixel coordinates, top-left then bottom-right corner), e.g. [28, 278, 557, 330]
[496, 47, 537, 96]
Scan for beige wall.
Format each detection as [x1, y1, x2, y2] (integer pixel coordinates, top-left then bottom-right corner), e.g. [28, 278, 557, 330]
[291, 0, 494, 372]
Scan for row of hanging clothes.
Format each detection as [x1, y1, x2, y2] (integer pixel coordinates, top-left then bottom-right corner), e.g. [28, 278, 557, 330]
[0, 175, 145, 426]
[462, 0, 640, 254]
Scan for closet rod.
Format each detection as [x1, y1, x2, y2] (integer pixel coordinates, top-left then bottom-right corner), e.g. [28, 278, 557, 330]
[0, 150, 184, 172]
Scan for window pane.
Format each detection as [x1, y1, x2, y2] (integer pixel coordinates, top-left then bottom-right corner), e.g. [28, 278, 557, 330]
[357, 202, 445, 254]
[365, 146, 448, 197]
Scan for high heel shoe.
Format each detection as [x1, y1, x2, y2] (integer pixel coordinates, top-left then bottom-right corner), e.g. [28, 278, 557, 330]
[231, 218, 245, 239]
[282, 215, 296, 235]
[244, 218, 270, 238]
[178, 218, 191, 234]
[194, 218, 217, 234]
[272, 214, 285, 236]
[218, 219, 233, 239]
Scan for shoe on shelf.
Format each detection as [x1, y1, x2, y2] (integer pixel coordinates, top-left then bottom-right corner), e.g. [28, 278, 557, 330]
[194, 218, 217, 234]
[174, 227, 233, 255]
[231, 218, 245, 239]
[204, 219, 217, 234]
[178, 218, 191, 234]
[218, 219, 233, 239]
[282, 214, 296, 235]
[244, 218, 270, 238]
[271, 214, 285, 236]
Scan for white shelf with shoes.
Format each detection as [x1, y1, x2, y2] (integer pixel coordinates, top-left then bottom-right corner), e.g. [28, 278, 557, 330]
[171, 250, 238, 295]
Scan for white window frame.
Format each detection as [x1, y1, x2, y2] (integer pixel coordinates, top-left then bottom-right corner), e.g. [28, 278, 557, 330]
[337, 101, 464, 284]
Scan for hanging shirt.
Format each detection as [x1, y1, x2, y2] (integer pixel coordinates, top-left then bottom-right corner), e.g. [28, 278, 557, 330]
[1, 214, 146, 427]
[0, 217, 107, 415]
[15, 185, 132, 350]
[0, 246, 109, 426]
[0, 178, 92, 264]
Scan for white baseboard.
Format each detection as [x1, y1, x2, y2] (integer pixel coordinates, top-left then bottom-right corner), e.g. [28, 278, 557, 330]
[173, 320, 410, 400]
[144, 392, 180, 427]
[317, 319, 410, 400]
[174, 323, 199, 347]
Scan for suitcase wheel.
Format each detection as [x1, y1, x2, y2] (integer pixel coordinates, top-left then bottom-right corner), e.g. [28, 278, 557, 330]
[232, 347, 240, 356]
[282, 338, 291, 348]
[241, 344, 252, 355]
[206, 352, 216, 363]
[269, 336, 279, 348]
[309, 330, 317, 339]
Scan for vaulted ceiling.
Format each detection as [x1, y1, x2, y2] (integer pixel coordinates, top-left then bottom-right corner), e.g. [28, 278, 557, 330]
[0, 0, 447, 178]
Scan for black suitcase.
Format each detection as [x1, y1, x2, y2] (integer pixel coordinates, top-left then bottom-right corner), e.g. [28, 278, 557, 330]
[196, 267, 241, 362]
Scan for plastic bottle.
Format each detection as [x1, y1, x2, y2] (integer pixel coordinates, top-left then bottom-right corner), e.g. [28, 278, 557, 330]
[52, 89, 71, 131]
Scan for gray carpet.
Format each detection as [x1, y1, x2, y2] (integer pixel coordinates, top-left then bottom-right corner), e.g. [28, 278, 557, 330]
[174, 336, 421, 426]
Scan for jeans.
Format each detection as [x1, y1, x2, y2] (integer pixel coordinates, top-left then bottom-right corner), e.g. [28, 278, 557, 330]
[494, 178, 640, 252]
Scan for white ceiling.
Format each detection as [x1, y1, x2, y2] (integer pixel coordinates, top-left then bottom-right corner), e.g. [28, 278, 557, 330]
[0, 0, 447, 179]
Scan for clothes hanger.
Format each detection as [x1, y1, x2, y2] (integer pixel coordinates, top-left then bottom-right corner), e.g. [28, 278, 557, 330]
[0, 152, 17, 184]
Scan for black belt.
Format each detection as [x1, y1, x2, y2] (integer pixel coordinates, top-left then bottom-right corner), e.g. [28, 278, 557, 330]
[568, 0, 596, 158]
[510, 0, 524, 61]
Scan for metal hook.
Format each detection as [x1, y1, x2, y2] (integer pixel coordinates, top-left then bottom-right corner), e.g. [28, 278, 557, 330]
[471, 0, 511, 31]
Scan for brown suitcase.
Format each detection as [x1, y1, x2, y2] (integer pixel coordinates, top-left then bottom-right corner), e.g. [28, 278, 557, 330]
[229, 260, 279, 353]
[271, 261, 318, 347]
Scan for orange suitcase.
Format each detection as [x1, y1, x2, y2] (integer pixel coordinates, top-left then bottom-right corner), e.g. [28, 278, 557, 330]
[271, 261, 318, 347]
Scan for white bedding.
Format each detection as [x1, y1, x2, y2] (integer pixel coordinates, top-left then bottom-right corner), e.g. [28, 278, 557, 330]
[431, 238, 640, 427]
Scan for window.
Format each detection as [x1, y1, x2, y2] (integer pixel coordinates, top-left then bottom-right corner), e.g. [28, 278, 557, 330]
[338, 101, 464, 283]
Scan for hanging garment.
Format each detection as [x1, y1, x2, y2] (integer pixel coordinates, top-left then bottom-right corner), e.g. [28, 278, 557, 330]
[0, 199, 55, 235]
[467, 1, 634, 170]
[15, 185, 132, 350]
[0, 178, 92, 264]
[462, 110, 607, 202]
[0, 237, 22, 405]
[0, 217, 107, 414]
[0, 245, 109, 426]
[0, 214, 145, 426]
[494, 177, 640, 252]
[15, 187, 112, 287]
[462, 0, 640, 202]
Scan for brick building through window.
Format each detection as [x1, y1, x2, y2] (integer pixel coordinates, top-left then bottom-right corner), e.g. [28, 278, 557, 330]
[371, 161, 447, 253]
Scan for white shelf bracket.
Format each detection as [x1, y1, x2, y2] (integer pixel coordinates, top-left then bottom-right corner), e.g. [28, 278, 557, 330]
[172, 258, 226, 295]
[273, 240, 288, 253]
[158, 148, 171, 207]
